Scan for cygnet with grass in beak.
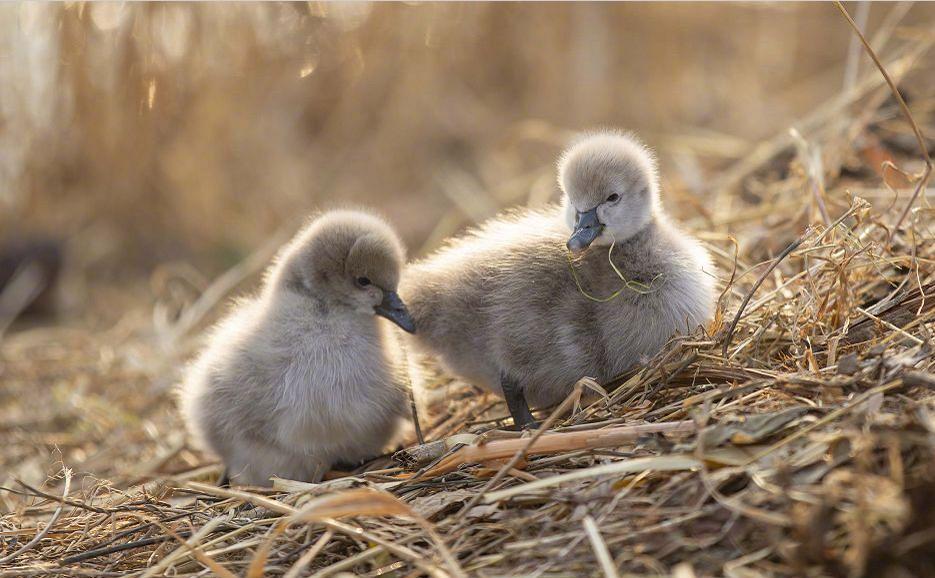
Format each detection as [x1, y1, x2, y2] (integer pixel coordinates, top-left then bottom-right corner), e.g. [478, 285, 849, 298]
[179, 211, 415, 486]
[402, 131, 715, 429]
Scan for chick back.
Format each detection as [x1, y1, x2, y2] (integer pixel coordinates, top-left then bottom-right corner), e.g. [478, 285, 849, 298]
[402, 206, 715, 408]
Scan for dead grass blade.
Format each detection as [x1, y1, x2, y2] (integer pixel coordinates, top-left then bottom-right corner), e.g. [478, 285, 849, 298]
[483, 455, 701, 503]
[583, 515, 621, 578]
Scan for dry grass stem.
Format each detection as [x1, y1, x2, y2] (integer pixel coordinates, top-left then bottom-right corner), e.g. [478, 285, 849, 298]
[3, 6, 935, 576]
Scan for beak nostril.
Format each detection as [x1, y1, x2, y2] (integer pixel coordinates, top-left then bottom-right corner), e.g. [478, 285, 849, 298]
[569, 207, 603, 252]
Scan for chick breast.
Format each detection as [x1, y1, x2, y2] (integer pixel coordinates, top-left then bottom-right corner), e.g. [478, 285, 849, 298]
[178, 295, 409, 485]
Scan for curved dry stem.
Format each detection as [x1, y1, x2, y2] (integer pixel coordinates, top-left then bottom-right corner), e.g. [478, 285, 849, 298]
[0, 470, 72, 565]
[834, 1, 933, 238]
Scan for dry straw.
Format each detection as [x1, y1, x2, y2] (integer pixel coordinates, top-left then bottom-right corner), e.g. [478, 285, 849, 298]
[2, 4, 935, 577]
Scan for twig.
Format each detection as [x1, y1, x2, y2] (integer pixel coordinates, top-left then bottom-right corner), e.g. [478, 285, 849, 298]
[721, 198, 867, 358]
[0, 469, 72, 564]
[401, 342, 425, 445]
[855, 306, 924, 346]
[61, 533, 188, 565]
[284, 530, 334, 578]
[721, 236, 806, 358]
[3, 480, 112, 515]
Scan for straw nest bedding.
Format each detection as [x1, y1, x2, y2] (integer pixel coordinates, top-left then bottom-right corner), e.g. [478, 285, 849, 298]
[2, 30, 935, 578]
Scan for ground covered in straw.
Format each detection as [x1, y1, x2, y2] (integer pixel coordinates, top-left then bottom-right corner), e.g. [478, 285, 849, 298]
[3, 36, 935, 578]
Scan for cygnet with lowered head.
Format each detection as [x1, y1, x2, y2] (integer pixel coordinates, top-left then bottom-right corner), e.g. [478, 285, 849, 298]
[402, 131, 715, 428]
[179, 211, 416, 486]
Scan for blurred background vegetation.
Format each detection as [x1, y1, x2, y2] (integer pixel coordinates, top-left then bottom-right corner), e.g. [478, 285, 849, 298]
[1, 2, 933, 321]
[4, 6, 935, 574]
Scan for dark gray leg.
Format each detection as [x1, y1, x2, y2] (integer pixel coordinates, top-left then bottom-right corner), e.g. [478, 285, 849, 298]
[500, 373, 538, 430]
[217, 468, 230, 488]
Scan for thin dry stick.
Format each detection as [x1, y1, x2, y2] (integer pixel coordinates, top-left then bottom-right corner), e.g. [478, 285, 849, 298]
[401, 342, 425, 445]
[149, 518, 239, 578]
[721, 236, 806, 358]
[855, 306, 924, 346]
[283, 530, 334, 578]
[410, 388, 425, 445]
[0, 470, 72, 565]
[713, 233, 742, 329]
[7, 479, 112, 514]
[834, 1, 933, 237]
[310, 547, 382, 578]
[183, 481, 295, 515]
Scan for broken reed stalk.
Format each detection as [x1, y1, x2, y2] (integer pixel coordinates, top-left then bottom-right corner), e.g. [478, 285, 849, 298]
[417, 420, 696, 478]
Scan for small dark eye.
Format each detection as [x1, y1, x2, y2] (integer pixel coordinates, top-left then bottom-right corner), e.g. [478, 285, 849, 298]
[356, 276, 371, 287]
[606, 193, 620, 203]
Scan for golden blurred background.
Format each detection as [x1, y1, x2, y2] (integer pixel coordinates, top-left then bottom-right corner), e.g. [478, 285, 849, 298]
[3, 8, 935, 572]
[1, 2, 933, 322]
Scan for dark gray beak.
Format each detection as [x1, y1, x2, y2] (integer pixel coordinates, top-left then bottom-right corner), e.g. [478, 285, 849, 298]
[567, 207, 603, 253]
[374, 291, 416, 334]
